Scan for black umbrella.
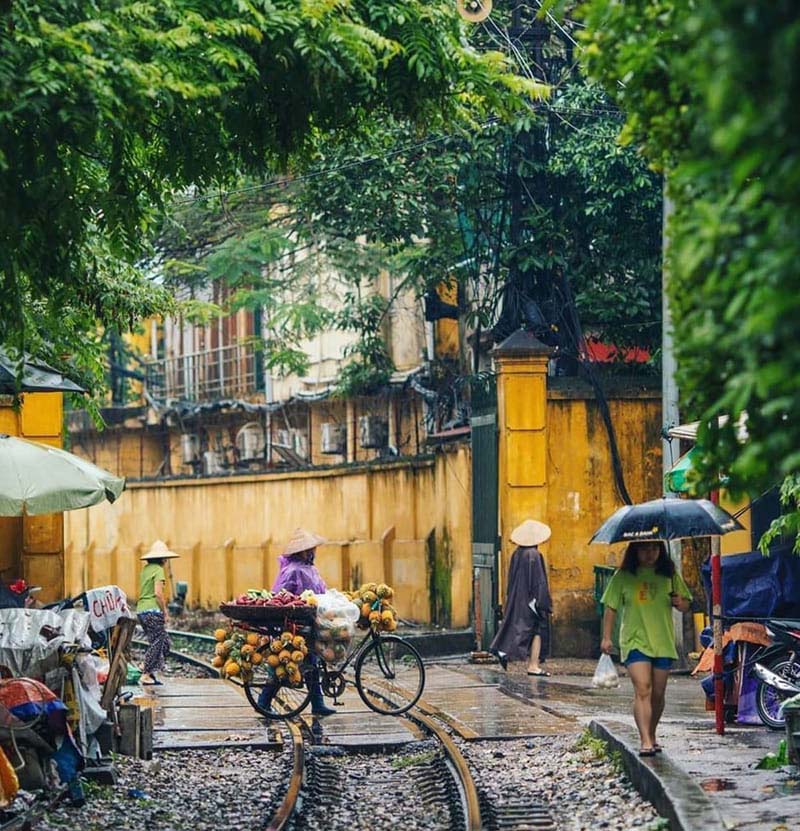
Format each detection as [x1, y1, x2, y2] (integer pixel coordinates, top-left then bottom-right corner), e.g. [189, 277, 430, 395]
[590, 497, 744, 544]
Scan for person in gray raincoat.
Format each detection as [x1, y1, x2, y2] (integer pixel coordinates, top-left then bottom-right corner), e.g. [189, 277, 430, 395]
[490, 519, 553, 676]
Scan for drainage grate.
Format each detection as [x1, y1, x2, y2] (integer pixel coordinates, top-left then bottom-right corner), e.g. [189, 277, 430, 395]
[480, 795, 557, 831]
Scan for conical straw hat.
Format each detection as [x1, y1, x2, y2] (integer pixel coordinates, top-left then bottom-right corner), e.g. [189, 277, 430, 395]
[141, 540, 179, 561]
[509, 519, 551, 547]
[281, 528, 326, 557]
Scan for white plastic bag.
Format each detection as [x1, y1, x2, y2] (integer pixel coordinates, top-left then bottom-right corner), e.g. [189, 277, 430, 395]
[314, 590, 359, 665]
[315, 590, 359, 623]
[591, 653, 619, 689]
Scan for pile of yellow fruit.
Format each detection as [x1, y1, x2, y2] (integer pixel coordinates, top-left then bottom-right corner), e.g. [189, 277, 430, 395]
[346, 583, 398, 632]
[213, 627, 309, 688]
[211, 627, 265, 682]
[262, 630, 309, 687]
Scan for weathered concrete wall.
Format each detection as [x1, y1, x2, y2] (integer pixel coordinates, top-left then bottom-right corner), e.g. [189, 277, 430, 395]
[0, 393, 65, 602]
[545, 380, 663, 656]
[63, 445, 472, 626]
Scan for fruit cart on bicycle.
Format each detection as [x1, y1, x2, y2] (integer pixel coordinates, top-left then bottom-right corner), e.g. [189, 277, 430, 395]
[218, 597, 425, 719]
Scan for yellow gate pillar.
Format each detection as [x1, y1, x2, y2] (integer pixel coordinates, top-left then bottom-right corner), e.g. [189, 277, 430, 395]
[494, 330, 552, 588]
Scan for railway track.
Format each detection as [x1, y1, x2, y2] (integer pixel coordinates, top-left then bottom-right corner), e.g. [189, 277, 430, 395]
[161, 629, 483, 831]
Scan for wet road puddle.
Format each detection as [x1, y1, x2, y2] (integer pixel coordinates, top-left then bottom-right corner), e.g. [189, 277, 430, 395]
[699, 777, 737, 792]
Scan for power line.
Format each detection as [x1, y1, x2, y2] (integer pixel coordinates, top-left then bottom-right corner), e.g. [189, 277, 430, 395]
[174, 129, 492, 206]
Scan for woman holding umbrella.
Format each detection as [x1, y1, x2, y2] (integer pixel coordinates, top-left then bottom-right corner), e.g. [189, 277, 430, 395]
[600, 541, 692, 756]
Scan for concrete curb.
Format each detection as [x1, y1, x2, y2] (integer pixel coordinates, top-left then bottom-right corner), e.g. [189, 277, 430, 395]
[589, 719, 726, 831]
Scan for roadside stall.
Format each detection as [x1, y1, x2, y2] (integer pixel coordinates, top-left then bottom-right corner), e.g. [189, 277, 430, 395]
[693, 546, 800, 726]
[0, 433, 126, 817]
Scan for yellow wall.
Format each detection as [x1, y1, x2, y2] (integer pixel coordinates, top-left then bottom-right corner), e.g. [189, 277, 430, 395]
[63, 446, 473, 626]
[544, 386, 663, 654]
[719, 490, 752, 555]
[494, 334, 663, 656]
[0, 394, 65, 602]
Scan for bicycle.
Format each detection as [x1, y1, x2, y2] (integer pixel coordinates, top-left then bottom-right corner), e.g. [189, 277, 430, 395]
[230, 613, 425, 720]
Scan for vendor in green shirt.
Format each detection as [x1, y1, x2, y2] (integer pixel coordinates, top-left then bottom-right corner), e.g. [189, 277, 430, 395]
[601, 541, 692, 757]
[136, 540, 179, 686]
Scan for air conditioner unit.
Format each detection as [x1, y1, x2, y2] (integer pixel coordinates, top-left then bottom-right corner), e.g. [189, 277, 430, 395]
[235, 422, 266, 461]
[321, 423, 346, 455]
[359, 416, 388, 449]
[202, 450, 224, 476]
[180, 434, 200, 465]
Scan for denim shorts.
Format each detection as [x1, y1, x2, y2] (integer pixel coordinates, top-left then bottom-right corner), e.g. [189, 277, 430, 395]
[625, 649, 672, 670]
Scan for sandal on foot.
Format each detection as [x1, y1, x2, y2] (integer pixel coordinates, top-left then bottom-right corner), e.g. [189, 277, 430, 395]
[653, 744, 663, 753]
[527, 670, 551, 677]
[638, 747, 656, 757]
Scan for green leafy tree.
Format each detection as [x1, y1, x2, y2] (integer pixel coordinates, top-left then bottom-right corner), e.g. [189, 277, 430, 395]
[1, 0, 541, 391]
[155, 74, 661, 394]
[580, 1, 800, 538]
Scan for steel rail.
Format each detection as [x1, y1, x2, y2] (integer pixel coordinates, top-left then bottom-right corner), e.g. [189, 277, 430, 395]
[360, 679, 482, 831]
[151, 632, 306, 831]
[160, 630, 478, 830]
[403, 707, 482, 831]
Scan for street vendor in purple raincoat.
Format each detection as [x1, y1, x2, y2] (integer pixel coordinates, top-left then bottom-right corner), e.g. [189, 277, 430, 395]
[490, 519, 553, 676]
[272, 528, 327, 595]
[261, 528, 335, 715]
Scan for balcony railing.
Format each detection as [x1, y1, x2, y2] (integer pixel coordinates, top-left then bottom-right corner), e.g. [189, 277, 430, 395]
[145, 343, 260, 402]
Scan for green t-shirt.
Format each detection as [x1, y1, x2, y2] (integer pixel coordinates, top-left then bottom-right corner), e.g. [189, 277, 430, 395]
[600, 567, 692, 661]
[137, 563, 166, 613]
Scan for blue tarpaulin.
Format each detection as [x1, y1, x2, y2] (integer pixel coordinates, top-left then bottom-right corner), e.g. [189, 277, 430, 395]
[701, 544, 800, 619]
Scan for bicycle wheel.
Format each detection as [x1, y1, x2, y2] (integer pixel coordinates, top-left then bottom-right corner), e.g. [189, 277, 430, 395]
[243, 658, 312, 720]
[355, 634, 425, 715]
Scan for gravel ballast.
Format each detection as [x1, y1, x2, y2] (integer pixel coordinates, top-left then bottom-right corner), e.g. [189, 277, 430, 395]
[39, 745, 292, 831]
[289, 739, 456, 831]
[461, 733, 664, 831]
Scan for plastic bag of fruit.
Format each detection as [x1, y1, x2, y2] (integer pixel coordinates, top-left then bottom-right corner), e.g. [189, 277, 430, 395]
[315, 590, 359, 623]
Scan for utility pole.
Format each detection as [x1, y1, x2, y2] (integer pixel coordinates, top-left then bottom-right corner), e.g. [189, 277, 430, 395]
[495, 2, 555, 341]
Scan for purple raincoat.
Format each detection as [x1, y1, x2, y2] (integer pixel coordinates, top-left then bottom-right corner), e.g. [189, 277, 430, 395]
[272, 556, 327, 596]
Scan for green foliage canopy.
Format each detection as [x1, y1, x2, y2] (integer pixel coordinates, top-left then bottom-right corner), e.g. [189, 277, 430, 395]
[580, 1, 800, 505]
[0, 0, 541, 391]
[156, 76, 662, 397]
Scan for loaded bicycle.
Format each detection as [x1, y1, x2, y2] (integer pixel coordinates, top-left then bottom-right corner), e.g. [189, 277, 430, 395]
[219, 596, 425, 719]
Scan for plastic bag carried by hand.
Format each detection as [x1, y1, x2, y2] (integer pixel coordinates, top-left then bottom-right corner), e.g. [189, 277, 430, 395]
[591, 653, 619, 689]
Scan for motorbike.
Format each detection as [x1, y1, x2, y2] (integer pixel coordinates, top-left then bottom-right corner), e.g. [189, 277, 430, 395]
[752, 618, 800, 730]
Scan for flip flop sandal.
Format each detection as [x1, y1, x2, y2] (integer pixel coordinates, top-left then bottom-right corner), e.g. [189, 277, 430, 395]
[653, 744, 663, 753]
[527, 670, 551, 676]
[638, 748, 656, 757]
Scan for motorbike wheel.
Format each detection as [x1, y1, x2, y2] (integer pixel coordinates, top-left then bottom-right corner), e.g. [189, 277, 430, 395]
[755, 658, 799, 730]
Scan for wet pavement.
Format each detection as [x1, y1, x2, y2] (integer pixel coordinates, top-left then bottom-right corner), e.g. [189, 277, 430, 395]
[449, 661, 799, 831]
[135, 678, 281, 750]
[416, 666, 574, 739]
[134, 677, 420, 751]
[131, 652, 798, 829]
[298, 692, 422, 748]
